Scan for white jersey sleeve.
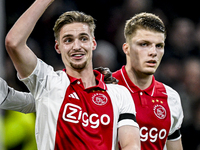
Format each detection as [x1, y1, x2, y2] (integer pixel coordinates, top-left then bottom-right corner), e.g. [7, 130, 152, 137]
[164, 84, 184, 138]
[18, 59, 69, 100]
[0, 77, 35, 113]
[107, 84, 139, 128]
[18, 58, 69, 150]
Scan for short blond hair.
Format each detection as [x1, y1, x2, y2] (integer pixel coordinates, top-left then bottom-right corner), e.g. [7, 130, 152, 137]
[124, 12, 166, 41]
[53, 11, 96, 40]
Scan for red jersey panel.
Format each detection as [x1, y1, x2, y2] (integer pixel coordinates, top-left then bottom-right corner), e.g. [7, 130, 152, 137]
[55, 73, 113, 150]
[113, 66, 183, 150]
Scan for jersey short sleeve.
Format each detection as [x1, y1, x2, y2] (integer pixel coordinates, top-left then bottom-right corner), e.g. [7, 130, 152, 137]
[18, 58, 69, 100]
[106, 84, 139, 128]
[164, 84, 184, 140]
[18, 58, 70, 150]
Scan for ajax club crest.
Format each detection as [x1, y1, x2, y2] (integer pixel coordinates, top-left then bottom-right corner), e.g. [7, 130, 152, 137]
[153, 104, 166, 119]
[92, 93, 108, 106]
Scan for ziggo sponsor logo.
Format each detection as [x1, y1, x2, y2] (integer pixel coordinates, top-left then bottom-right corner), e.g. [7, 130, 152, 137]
[140, 127, 167, 142]
[62, 103, 110, 128]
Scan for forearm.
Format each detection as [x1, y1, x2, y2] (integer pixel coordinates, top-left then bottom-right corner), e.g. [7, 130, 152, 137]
[5, 0, 54, 78]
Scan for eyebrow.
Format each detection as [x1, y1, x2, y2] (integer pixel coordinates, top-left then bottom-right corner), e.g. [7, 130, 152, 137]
[62, 34, 73, 38]
[137, 39, 165, 44]
[79, 33, 90, 36]
[62, 32, 90, 39]
[65, 33, 89, 37]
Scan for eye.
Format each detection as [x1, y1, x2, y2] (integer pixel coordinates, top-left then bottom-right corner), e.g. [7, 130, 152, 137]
[64, 38, 73, 43]
[156, 44, 164, 49]
[80, 36, 89, 42]
[140, 42, 148, 47]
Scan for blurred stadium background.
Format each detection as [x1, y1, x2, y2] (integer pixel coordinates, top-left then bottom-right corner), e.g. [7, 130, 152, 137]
[1, 0, 200, 149]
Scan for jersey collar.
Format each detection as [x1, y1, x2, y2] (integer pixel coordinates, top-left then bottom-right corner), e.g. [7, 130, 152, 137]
[121, 65, 155, 97]
[63, 69, 107, 91]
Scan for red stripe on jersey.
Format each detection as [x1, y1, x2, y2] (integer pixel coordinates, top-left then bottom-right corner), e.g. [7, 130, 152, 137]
[54, 72, 113, 150]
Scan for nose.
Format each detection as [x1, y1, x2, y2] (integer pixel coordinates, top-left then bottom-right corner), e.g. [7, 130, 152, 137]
[149, 45, 157, 57]
[73, 39, 81, 50]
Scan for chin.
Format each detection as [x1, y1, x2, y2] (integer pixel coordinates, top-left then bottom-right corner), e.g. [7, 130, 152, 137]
[144, 66, 157, 74]
[70, 62, 87, 70]
[145, 72, 154, 76]
[144, 70, 156, 75]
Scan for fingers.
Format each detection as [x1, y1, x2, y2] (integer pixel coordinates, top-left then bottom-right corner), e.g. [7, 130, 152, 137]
[94, 67, 104, 72]
[104, 77, 119, 84]
[94, 67, 118, 84]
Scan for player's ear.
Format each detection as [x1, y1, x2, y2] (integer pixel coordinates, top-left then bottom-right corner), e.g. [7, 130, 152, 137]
[122, 43, 129, 55]
[92, 37, 97, 51]
[55, 40, 61, 54]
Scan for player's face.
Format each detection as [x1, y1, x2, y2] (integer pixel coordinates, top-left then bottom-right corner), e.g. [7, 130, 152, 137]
[55, 22, 97, 70]
[123, 29, 165, 75]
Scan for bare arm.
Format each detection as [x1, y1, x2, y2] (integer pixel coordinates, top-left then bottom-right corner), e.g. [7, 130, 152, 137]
[5, 0, 54, 79]
[166, 138, 183, 150]
[118, 125, 141, 150]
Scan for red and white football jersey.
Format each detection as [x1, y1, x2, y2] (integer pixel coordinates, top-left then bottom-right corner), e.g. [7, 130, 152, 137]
[113, 66, 183, 150]
[20, 59, 138, 150]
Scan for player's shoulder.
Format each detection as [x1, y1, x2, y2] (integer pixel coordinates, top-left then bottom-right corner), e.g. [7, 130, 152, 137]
[155, 80, 182, 111]
[37, 58, 66, 77]
[112, 69, 122, 78]
[155, 80, 183, 116]
[32, 58, 69, 88]
[155, 80, 179, 97]
[163, 83, 180, 99]
[106, 84, 131, 96]
[106, 83, 127, 90]
[106, 84, 134, 107]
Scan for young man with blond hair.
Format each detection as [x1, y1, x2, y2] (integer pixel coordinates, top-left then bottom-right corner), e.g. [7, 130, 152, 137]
[113, 12, 183, 150]
[5, 0, 140, 149]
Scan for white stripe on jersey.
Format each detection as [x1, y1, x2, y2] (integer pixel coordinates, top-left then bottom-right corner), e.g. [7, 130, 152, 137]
[69, 92, 79, 100]
[120, 69, 134, 93]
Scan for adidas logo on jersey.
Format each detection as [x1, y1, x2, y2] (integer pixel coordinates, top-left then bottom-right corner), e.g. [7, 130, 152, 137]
[68, 92, 79, 100]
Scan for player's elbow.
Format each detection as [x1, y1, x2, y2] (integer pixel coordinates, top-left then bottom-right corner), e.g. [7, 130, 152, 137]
[5, 34, 17, 52]
[5, 32, 23, 54]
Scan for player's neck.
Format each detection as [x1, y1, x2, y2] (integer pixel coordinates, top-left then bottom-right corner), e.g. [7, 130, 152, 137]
[66, 65, 96, 89]
[125, 66, 153, 90]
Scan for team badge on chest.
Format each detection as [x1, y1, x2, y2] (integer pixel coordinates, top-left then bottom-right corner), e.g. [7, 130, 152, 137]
[92, 93, 108, 106]
[153, 104, 167, 119]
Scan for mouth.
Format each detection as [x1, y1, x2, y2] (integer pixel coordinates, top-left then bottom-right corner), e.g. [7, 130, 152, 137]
[72, 54, 84, 57]
[71, 53, 85, 59]
[146, 60, 157, 66]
